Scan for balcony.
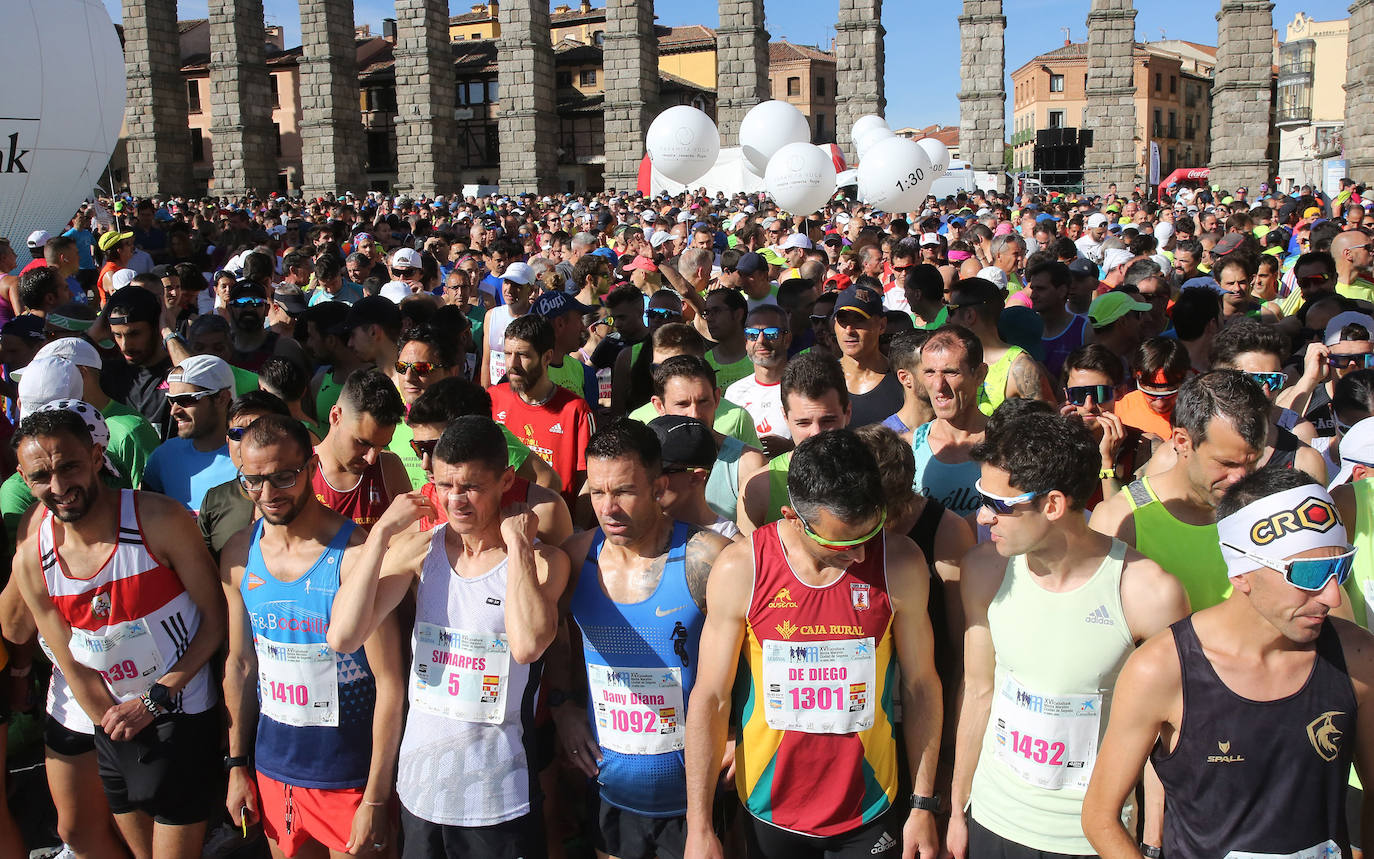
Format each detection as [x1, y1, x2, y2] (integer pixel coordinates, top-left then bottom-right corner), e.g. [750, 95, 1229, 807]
[1276, 104, 1313, 127]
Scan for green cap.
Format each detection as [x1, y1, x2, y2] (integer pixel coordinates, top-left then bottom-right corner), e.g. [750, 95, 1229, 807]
[1088, 291, 1151, 328]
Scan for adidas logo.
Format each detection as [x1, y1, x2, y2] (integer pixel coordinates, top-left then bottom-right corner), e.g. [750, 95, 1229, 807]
[549, 422, 565, 435]
[1085, 604, 1115, 626]
[870, 832, 897, 854]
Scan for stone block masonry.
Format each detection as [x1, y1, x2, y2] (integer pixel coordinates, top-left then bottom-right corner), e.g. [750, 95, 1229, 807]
[1209, 0, 1274, 192]
[1083, 0, 1138, 194]
[958, 0, 1005, 191]
[603, 0, 658, 192]
[123, 0, 192, 196]
[716, 0, 770, 142]
[394, 0, 460, 195]
[1346, 0, 1374, 185]
[834, 0, 885, 153]
[299, 0, 365, 195]
[208, 0, 279, 195]
[499, 0, 559, 196]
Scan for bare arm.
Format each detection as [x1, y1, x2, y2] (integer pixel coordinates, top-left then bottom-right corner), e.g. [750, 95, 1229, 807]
[517, 452, 562, 492]
[328, 493, 434, 654]
[736, 469, 771, 536]
[1089, 491, 1137, 547]
[500, 505, 568, 664]
[220, 530, 261, 826]
[525, 485, 574, 547]
[379, 450, 415, 497]
[479, 307, 495, 388]
[143, 493, 227, 696]
[1337, 622, 1374, 851]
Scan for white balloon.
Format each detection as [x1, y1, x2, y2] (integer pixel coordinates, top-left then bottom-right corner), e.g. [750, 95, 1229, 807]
[764, 142, 837, 215]
[0, 0, 125, 266]
[857, 136, 936, 213]
[645, 106, 720, 186]
[739, 100, 812, 175]
[916, 137, 951, 178]
[850, 114, 890, 145]
[854, 126, 896, 162]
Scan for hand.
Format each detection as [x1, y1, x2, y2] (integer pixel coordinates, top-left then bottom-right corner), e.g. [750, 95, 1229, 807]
[903, 808, 940, 859]
[684, 827, 725, 859]
[1303, 342, 1331, 385]
[500, 503, 538, 546]
[375, 491, 435, 538]
[100, 698, 155, 742]
[552, 702, 602, 778]
[941, 812, 967, 859]
[225, 767, 260, 830]
[345, 800, 389, 855]
[719, 738, 737, 785]
[159, 303, 182, 338]
[1096, 410, 1126, 463]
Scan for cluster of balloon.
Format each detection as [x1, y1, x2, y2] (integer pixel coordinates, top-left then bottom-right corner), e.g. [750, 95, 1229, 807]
[850, 115, 951, 215]
[741, 101, 838, 215]
[0, 0, 126, 263]
[645, 105, 721, 185]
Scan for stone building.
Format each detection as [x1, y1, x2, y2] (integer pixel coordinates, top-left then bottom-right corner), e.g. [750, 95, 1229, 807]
[768, 40, 838, 144]
[1276, 11, 1349, 190]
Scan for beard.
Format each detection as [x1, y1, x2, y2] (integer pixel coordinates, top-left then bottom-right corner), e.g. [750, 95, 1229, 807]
[45, 480, 99, 522]
[258, 487, 311, 526]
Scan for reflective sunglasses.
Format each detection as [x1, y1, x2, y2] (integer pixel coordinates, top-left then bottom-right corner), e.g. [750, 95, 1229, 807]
[1219, 543, 1357, 592]
[167, 389, 219, 408]
[231, 297, 268, 309]
[745, 326, 785, 342]
[1244, 371, 1287, 394]
[226, 426, 248, 442]
[646, 307, 682, 321]
[1329, 353, 1374, 370]
[809, 313, 833, 325]
[396, 360, 446, 375]
[1065, 384, 1115, 406]
[1136, 382, 1179, 400]
[788, 493, 886, 550]
[974, 478, 1045, 515]
[410, 438, 439, 461]
[237, 463, 310, 492]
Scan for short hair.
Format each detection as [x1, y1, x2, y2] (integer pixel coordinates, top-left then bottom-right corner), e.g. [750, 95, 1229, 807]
[782, 352, 848, 413]
[258, 357, 310, 403]
[922, 324, 985, 368]
[304, 300, 349, 339]
[434, 415, 508, 474]
[1294, 250, 1337, 278]
[1334, 370, 1374, 421]
[315, 252, 342, 282]
[604, 284, 645, 310]
[1216, 465, 1319, 521]
[705, 286, 746, 315]
[1063, 343, 1124, 386]
[586, 418, 662, 477]
[989, 233, 1024, 259]
[950, 277, 1003, 323]
[399, 323, 461, 368]
[745, 304, 788, 329]
[1175, 238, 1203, 260]
[408, 377, 493, 426]
[1174, 369, 1270, 450]
[502, 313, 555, 355]
[1171, 287, 1222, 341]
[241, 413, 312, 460]
[1025, 260, 1071, 288]
[1122, 258, 1162, 288]
[652, 354, 716, 398]
[888, 330, 931, 374]
[282, 249, 312, 273]
[1209, 319, 1286, 367]
[891, 237, 920, 262]
[787, 430, 883, 522]
[228, 389, 291, 424]
[650, 322, 706, 355]
[174, 262, 202, 288]
[905, 263, 945, 304]
[972, 411, 1099, 509]
[337, 367, 405, 426]
[13, 408, 91, 452]
[572, 252, 608, 287]
[678, 247, 713, 276]
[19, 267, 62, 308]
[854, 424, 916, 511]
[1213, 255, 1255, 282]
[241, 250, 275, 284]
[1132, 336, 1191, 381]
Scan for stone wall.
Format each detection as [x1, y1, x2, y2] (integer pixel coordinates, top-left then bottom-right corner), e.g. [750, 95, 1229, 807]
[299, 0, 365, 195]
[1209, 0, 1275, 192]
[208, 0, 279, 195]
[394, 0, 459, 195]
[123, 0, 193, 196]
[603, 0, 659, 191]
[1347, 0, 1374, 184]
[499, 0, 559, 195]
[1083, 0, 1138, 193]
[958, 0, 1005, 190]
[834, 0, 884, 152]
[716, 0, 770, 141]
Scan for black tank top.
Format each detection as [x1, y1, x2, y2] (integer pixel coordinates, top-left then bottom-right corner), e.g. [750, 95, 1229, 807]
[1305, 382, 1336, 438]
[1268, 425, 1302, 470]
[1151, 617, 1355, 858]
[907, 498, 954, 687]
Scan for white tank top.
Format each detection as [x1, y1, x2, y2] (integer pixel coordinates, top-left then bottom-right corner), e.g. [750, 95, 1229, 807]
[397, 525, 539, 826]
[487, 304, 516, 386]
[38, 490, 215, 715]
[40, 636, 94, 734]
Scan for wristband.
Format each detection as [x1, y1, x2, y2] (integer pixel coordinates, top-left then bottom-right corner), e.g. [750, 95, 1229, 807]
[909, 793, 941, 812]
[362, 800, 388, 807]
[1140, 844, 1162, 859]
[224, 754, 253, 771]
[1099, 467, 1119, 479]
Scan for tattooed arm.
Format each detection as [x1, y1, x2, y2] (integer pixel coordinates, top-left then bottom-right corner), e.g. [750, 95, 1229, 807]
[1008, 352, 1058, 405]
[684, 528, 732, 613]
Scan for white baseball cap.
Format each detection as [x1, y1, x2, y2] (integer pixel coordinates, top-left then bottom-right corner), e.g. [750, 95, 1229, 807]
[649, 230, 674, 249]
[919, 232, 941, 247]
[18, 358, 84, 416]
[780, 234, 813, 251]
[502, 262, 535, 285]
[389, 247, 422, 271]
[1331, 416, 1374, 487]
[111, 269, 137, 290]
[1086, 213, 1110, 229]
[380, 280, 413, 303]
[1325, 311, 1374, 347]
[977, 266, 1009, 291]
[169, 354, 235, 393]
[30, 337, 102, 371]
[27, 230, 51, 249]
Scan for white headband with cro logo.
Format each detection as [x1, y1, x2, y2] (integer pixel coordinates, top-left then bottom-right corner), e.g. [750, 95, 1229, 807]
[1217, 485, 1349, 579]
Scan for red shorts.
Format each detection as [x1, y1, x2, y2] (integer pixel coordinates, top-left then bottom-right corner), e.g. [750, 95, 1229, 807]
[256, 772, 363, 857]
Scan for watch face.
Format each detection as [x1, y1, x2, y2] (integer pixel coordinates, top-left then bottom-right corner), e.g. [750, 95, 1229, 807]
[149, 683, 172, 707]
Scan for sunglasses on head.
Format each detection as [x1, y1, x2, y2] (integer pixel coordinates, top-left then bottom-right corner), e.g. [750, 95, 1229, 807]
[237, 463, 309, 492]
[1244, 371, 1287, 393]
[410, 438, 439, 461]
[647, 307, 681, 321]
[1220, 543, 1357, 592]
[745, 326, 785, 342]
[1328, 353, 1374, 370]
[167, 389, 218, 408]
[1065, 384, 1115, 406]
[789, 497, 887, 551]
[396, 360, 446, 375]
[231, 297, 268, 308]
[974, 478, 1045, 515]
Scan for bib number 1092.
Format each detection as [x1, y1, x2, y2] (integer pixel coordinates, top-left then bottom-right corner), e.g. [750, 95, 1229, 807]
[1007, 730, 1065, 766]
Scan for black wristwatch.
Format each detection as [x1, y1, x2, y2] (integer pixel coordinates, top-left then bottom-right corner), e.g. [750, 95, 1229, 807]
[1140, 844, 1163, 859]
[147, 682, 174, 713]
[224, 754, 252, 772]
[909, 793, 941, 812]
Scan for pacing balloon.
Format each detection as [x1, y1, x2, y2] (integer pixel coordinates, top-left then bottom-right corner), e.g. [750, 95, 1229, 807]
[850, 114, 890, 146]
[917, 137, 951, 178]
[645, 106, 720, 185]
[857, 136, 936, 213]
[764, 142, 837, 215]
[1, 0, 125, 265]
[739, 100, 812, 175]
[854, 125, 896, 162]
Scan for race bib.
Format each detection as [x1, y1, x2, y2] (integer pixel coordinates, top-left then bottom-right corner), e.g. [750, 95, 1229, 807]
[257, 639, 339, 728]
[1224, 840, 1342, 859]
[411, 622, 510, 724]
[991, 673, 1101, 791]
[68, 620, 164, 699]
[588, 665, 684, 755]
[491, 351, 506, 386]
[762, 638, 876, 734]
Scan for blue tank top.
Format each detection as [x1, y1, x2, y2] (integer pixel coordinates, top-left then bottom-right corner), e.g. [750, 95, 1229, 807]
[570, 520, 702, 817]
[243, 520, 376, 789]
[911, 422, 982, 518]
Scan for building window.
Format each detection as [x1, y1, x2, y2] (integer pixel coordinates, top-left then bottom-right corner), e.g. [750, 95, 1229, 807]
[1049, 74, 1064, 93]
[815, 77, 826, 97]
[487, 79, 498, 102]
[1154, 72, 1162, 92]
[1154, 108, 1162, 137]
[467, 81, 486, 104]
[187, 80, 201, 113]
[1168, 110, 1177, 139]
[190, 128, 204, 162]
[815, 113, 826, 141]
[557, 71, 572, 88]
[1170, 75, 1177, 94]
[270, 75, 279, 108]
[274, 123, 282, 156]
[592, 30, 604, 45]
[579, 69, 597, 86]
[366, 130, 393, 172]
[787, 76, 801, 97]
[471, 31, 481, 39]
[1048, 110, 1064, 127]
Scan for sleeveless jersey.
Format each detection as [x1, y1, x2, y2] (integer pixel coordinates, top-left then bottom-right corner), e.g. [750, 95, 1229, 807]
[1041, 315, 1088, 380]
[313, 457, 391, 528]
[972, 541, 1135, 855]
[978, 346, 1025, 416]
[737, 522, 898, 838]
[242, 520, 376, 789]
[705, 435, 746, 523]
[397, 525, 540, 826]
[487, 304, 517, 385]
[570, 521, 701, 817]
[1124, 477, 1229, 610]
[911, 422, 981, 518]
[1152, 618, 1354, 858]
[762, 450, 791, 526]
[39, 489, 215, 714]
[40, 636, 95, 734]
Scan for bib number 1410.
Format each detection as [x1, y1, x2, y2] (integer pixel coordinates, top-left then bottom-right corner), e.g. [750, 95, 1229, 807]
[1008, 730, 1065, 766]
[268, 681, 309, 707]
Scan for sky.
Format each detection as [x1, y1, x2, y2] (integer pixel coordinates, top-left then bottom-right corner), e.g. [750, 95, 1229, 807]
[103, 0, 1355, 130]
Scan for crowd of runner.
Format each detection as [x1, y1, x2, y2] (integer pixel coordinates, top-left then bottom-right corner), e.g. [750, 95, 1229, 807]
[0, 177, 1372, 859]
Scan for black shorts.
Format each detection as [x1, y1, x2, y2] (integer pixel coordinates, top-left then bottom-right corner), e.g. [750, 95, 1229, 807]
[595, 799, 687, 859]
[44, 717, 95, 757]
[743, 808, 901, 859]
[93, 710, 220, 826]
[967, 815, 1095, 859]
[400, 807, 546, 859]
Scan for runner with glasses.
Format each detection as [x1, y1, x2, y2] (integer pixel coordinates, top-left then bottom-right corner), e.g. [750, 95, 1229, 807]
[142, 355, 238, 515]
[948, 411, 1187, 859]
[725, 305, 792, 455]
[1085, 467, 1374, 859]
[687, 429, 943, 859]
[220, 414, 406, 859]
[198, 391, 293, 562]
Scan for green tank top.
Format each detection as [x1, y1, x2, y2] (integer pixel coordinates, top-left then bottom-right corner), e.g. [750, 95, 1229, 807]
[1345, 479, 1374, 629]
[764, 450, 791, 526]
[978, 346, 1024, 417]
[707, 351, 754, 392]
[1123, 477, 1229, 610]
[972, 540, 1135, 854]
[315, 370, 346, 424]
[547, 357, 587, 400]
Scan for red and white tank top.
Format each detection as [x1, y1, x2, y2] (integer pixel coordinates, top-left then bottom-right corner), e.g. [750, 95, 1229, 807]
[39, 489, 215, 715]
[313, 458, 391, 528]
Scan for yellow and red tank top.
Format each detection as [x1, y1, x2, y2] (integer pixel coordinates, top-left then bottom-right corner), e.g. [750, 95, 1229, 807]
[737, 521, 898, 838]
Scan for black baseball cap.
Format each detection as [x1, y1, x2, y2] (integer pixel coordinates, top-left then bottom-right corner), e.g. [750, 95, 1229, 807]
[105, 285, 161, 326]
[648, 415, 717, 469]
[343, 294, 402, 333]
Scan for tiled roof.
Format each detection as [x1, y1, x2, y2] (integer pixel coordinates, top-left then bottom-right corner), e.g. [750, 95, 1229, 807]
[178, 18, 207, 34]
[769, 40, 835, 63]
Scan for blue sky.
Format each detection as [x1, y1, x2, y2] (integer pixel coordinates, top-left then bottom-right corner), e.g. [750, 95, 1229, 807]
[104, 0, 1354, 129]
